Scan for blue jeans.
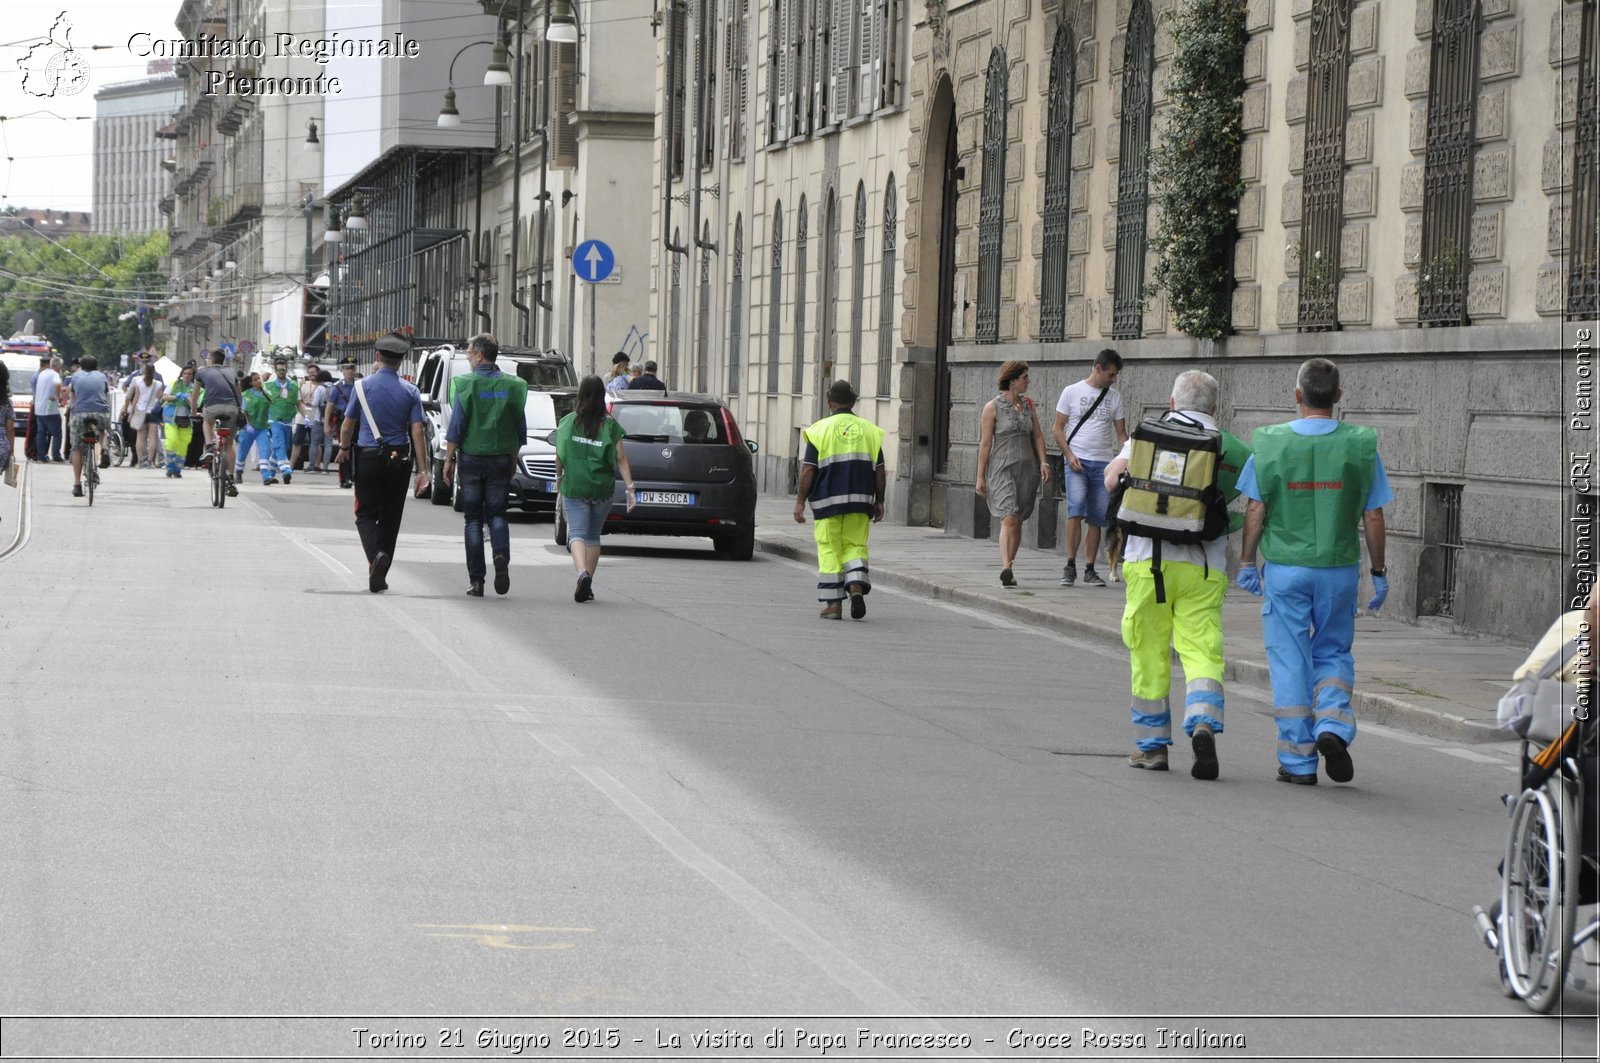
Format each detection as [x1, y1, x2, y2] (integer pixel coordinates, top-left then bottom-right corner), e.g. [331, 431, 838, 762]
[36, 413, 62, 461]
[561, 495, 611, 547]
[458, 453, 515, 582]
[267, 421, 293, 476]
[1065, 458, 1111, 526]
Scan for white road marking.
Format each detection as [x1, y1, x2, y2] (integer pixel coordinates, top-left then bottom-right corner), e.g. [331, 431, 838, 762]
[1436, 746, 1507, 766]
[572, 762, 970, 1022]
[530, 731, 583, 758]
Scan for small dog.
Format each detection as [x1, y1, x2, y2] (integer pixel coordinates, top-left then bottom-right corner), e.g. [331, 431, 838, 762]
[1105, 524, 1125, 584]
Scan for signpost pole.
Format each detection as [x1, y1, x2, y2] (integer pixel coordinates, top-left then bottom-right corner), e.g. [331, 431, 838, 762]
[588, 283, 596, 377]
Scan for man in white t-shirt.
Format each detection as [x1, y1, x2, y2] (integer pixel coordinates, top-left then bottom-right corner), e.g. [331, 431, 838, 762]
[33, 356, 64, 462]
[1052, 348, 1127, 587]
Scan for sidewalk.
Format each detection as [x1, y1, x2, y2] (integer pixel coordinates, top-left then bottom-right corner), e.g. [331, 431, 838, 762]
[752, 496, 1528, 744]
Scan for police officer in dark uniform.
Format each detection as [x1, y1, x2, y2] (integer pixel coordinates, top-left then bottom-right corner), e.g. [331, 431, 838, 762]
[334, 332, 428, 593]
[325, 356, 359, 489]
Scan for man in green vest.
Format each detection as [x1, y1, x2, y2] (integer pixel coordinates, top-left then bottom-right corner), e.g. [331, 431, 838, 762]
[443, 334, 528, 597]
[1104, 370, 1250, 779]
[794, 379, 887, 620]
[263, 357, 299, 484]
[1236, 357, 1393, 785]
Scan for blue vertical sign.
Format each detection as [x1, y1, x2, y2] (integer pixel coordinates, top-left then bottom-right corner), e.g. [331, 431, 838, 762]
[573, 239, 615, 283]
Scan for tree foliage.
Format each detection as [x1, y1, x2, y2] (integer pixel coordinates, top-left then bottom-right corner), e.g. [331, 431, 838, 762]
[0, 230, 168, 362]
[1148, 0, 1249, 341]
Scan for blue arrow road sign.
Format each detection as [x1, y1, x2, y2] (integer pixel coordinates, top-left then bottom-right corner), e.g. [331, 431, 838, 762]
[573, 239, 615, 283]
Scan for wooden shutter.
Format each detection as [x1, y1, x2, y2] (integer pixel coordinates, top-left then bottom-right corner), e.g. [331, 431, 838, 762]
[552, 41, 578, 169]
[829, 0, 850, 125]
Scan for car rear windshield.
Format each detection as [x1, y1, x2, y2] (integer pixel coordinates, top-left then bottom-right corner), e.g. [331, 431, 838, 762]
[510, 361, 575, 388]
[612, 403, 727, 444]
[9, 369, 35, 395]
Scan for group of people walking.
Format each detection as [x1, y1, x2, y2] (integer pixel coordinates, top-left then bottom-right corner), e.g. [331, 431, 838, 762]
[965, 351, 1391, 785]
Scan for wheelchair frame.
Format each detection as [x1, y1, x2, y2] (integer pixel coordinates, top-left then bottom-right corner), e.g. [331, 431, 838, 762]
[1474, 727, 1599, 1013]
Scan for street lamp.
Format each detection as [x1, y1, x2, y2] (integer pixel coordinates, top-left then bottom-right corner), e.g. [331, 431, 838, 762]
[546, 0, 578, 42]
[304, 118, 320, 151]
[437, 35, 514, 128]
[324, 204, 343, 244]
[345, 196, 368, 231]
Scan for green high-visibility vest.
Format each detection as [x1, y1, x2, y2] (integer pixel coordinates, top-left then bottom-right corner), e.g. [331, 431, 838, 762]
[454, 369, 528, 456]
[1254, 421, 1378, 568]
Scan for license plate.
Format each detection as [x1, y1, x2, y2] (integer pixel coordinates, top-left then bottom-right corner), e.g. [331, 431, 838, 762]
[545, 480, 558, 493]
[635, 490, 695, 505]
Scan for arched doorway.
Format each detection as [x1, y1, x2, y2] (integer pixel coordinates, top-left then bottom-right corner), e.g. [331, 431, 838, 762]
[910, 73, 960, 524]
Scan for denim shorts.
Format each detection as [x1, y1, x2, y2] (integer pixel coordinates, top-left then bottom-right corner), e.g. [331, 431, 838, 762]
[561, 495, 612, 547]
[1065, 458, 1111, 526]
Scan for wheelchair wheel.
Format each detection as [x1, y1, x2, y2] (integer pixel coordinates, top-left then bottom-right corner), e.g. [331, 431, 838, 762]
[1501, 779, 1580, 1012]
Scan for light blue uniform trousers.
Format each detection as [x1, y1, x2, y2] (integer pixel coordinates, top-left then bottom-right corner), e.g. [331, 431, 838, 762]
[1261, 561, 1360, 775]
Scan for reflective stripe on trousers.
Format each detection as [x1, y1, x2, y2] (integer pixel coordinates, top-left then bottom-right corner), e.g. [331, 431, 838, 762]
[1119, 559, 1227, 750]
[1261, 561, 1359, 774]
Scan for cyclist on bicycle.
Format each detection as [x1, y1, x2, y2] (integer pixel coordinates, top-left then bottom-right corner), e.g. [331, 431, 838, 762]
[196, 349, 242, 496]
[65, 355, 112, 498]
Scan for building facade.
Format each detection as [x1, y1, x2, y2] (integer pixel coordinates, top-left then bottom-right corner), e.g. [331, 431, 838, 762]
[887, 0, 1596, 642]
[93, 75, 185, 235]
[165, 0, 325, 362]
[647, 0, 913, 492]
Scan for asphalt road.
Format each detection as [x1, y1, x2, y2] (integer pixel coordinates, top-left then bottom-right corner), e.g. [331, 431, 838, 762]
[1, 462, 1595, 1060]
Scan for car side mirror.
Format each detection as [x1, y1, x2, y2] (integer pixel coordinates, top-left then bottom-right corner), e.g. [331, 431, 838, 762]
[745, 440, 759, 454]
[544, 430, 557, 445]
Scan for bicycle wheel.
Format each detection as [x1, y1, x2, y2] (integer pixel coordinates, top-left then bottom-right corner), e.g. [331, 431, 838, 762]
[1501, 778, 1579, 1011]
[211, 463, 223, 508]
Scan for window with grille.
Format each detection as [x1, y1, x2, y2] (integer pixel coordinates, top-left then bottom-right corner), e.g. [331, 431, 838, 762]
[793, 195, 809, 392]
[697, 226, 713, 392]
[700, 0, 718, 170]
[877, 174, 897, 397]
[976, 47, 1007, 345]
[729, 215, 744, 393]
[1112, 0, 1155, 339]
[1418, 0, 1481, 327]
[850, 182, 866, 389]
[1040, 22, 1076, 343]
[1298, 0, 1353, 331]
[1423, 482, 1464, 618]
[768, 204, 783, 393]
[1570, 0, 1599, 319]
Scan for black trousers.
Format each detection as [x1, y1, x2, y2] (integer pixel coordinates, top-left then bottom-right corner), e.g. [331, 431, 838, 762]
[352, 446, 413, 564]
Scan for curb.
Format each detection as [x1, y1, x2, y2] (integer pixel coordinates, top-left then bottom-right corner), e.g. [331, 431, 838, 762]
[755, 533, 1507, 746]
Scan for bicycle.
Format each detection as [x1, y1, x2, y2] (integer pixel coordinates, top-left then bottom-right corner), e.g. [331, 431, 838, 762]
[76, 420, 102, 506]
[209, 419, 235, 508]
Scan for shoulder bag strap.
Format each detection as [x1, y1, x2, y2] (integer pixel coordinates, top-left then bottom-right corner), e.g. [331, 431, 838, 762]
[1064, 386, 1110, 449]
[353, 379, 381, 442]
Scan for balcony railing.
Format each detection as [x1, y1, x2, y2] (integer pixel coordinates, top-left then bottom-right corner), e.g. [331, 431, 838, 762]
[214, 182, 263, 238]
[216, 90, 256, 136]
[171, 298, 219, 325]
[173, 146, 218, 194]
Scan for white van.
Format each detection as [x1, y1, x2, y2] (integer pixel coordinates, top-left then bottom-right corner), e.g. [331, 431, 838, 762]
[413, 345, 576, 505]
[1, 352, 45, 436]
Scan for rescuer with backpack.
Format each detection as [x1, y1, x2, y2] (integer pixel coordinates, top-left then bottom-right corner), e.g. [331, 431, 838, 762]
[1234, 357, 1393, 786]
[1104, 370, 1250, 779]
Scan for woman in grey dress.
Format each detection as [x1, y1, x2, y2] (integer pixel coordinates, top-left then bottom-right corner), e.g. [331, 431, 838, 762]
[976, 360, 1050, 586]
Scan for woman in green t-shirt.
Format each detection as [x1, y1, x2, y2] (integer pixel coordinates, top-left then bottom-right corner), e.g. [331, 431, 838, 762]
[555, 375, 635, 603]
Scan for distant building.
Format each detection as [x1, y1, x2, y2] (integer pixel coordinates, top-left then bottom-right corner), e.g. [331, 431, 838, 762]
[0, 207, 93, 236]
[92, 74, 184, 234]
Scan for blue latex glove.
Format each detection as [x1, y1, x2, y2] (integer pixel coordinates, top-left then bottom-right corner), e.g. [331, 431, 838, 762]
[1367, 574, 1389, 612]
[1236, 563, 1262, 597]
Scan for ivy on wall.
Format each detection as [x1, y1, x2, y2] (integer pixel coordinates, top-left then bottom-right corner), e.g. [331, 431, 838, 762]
[1148, 0, 1249, 341]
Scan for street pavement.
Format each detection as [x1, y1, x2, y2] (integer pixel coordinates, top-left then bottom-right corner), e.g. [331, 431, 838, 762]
[0, 458, 1595, 1060]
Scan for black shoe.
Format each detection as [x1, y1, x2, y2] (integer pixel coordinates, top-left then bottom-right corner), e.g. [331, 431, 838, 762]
[1277, 766, 1317, 786]
[1059, 561, 1077, 587]
[849, 592, 867, 619]
[99, 455, 110, 470]
[1000, 567, 1015, 587]
[467, 580, 485, 597]
[225, 483, 238, 497]
[493, 553, 510, 596]
[340, 482, 353, 489]
[71, 483, 83, 497]
[575, 571, 593, 602]
[1190, 725, 1219, 781]
[369, 551, 391, 593]
[1082, 566, 1107, 588]
[1317, 732, 1354, 783]
[284, 473, 292, 485]
[264, 476, 279, 486]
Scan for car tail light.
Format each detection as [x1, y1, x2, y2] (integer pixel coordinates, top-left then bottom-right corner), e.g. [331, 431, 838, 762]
[721, 407, 744, 448]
